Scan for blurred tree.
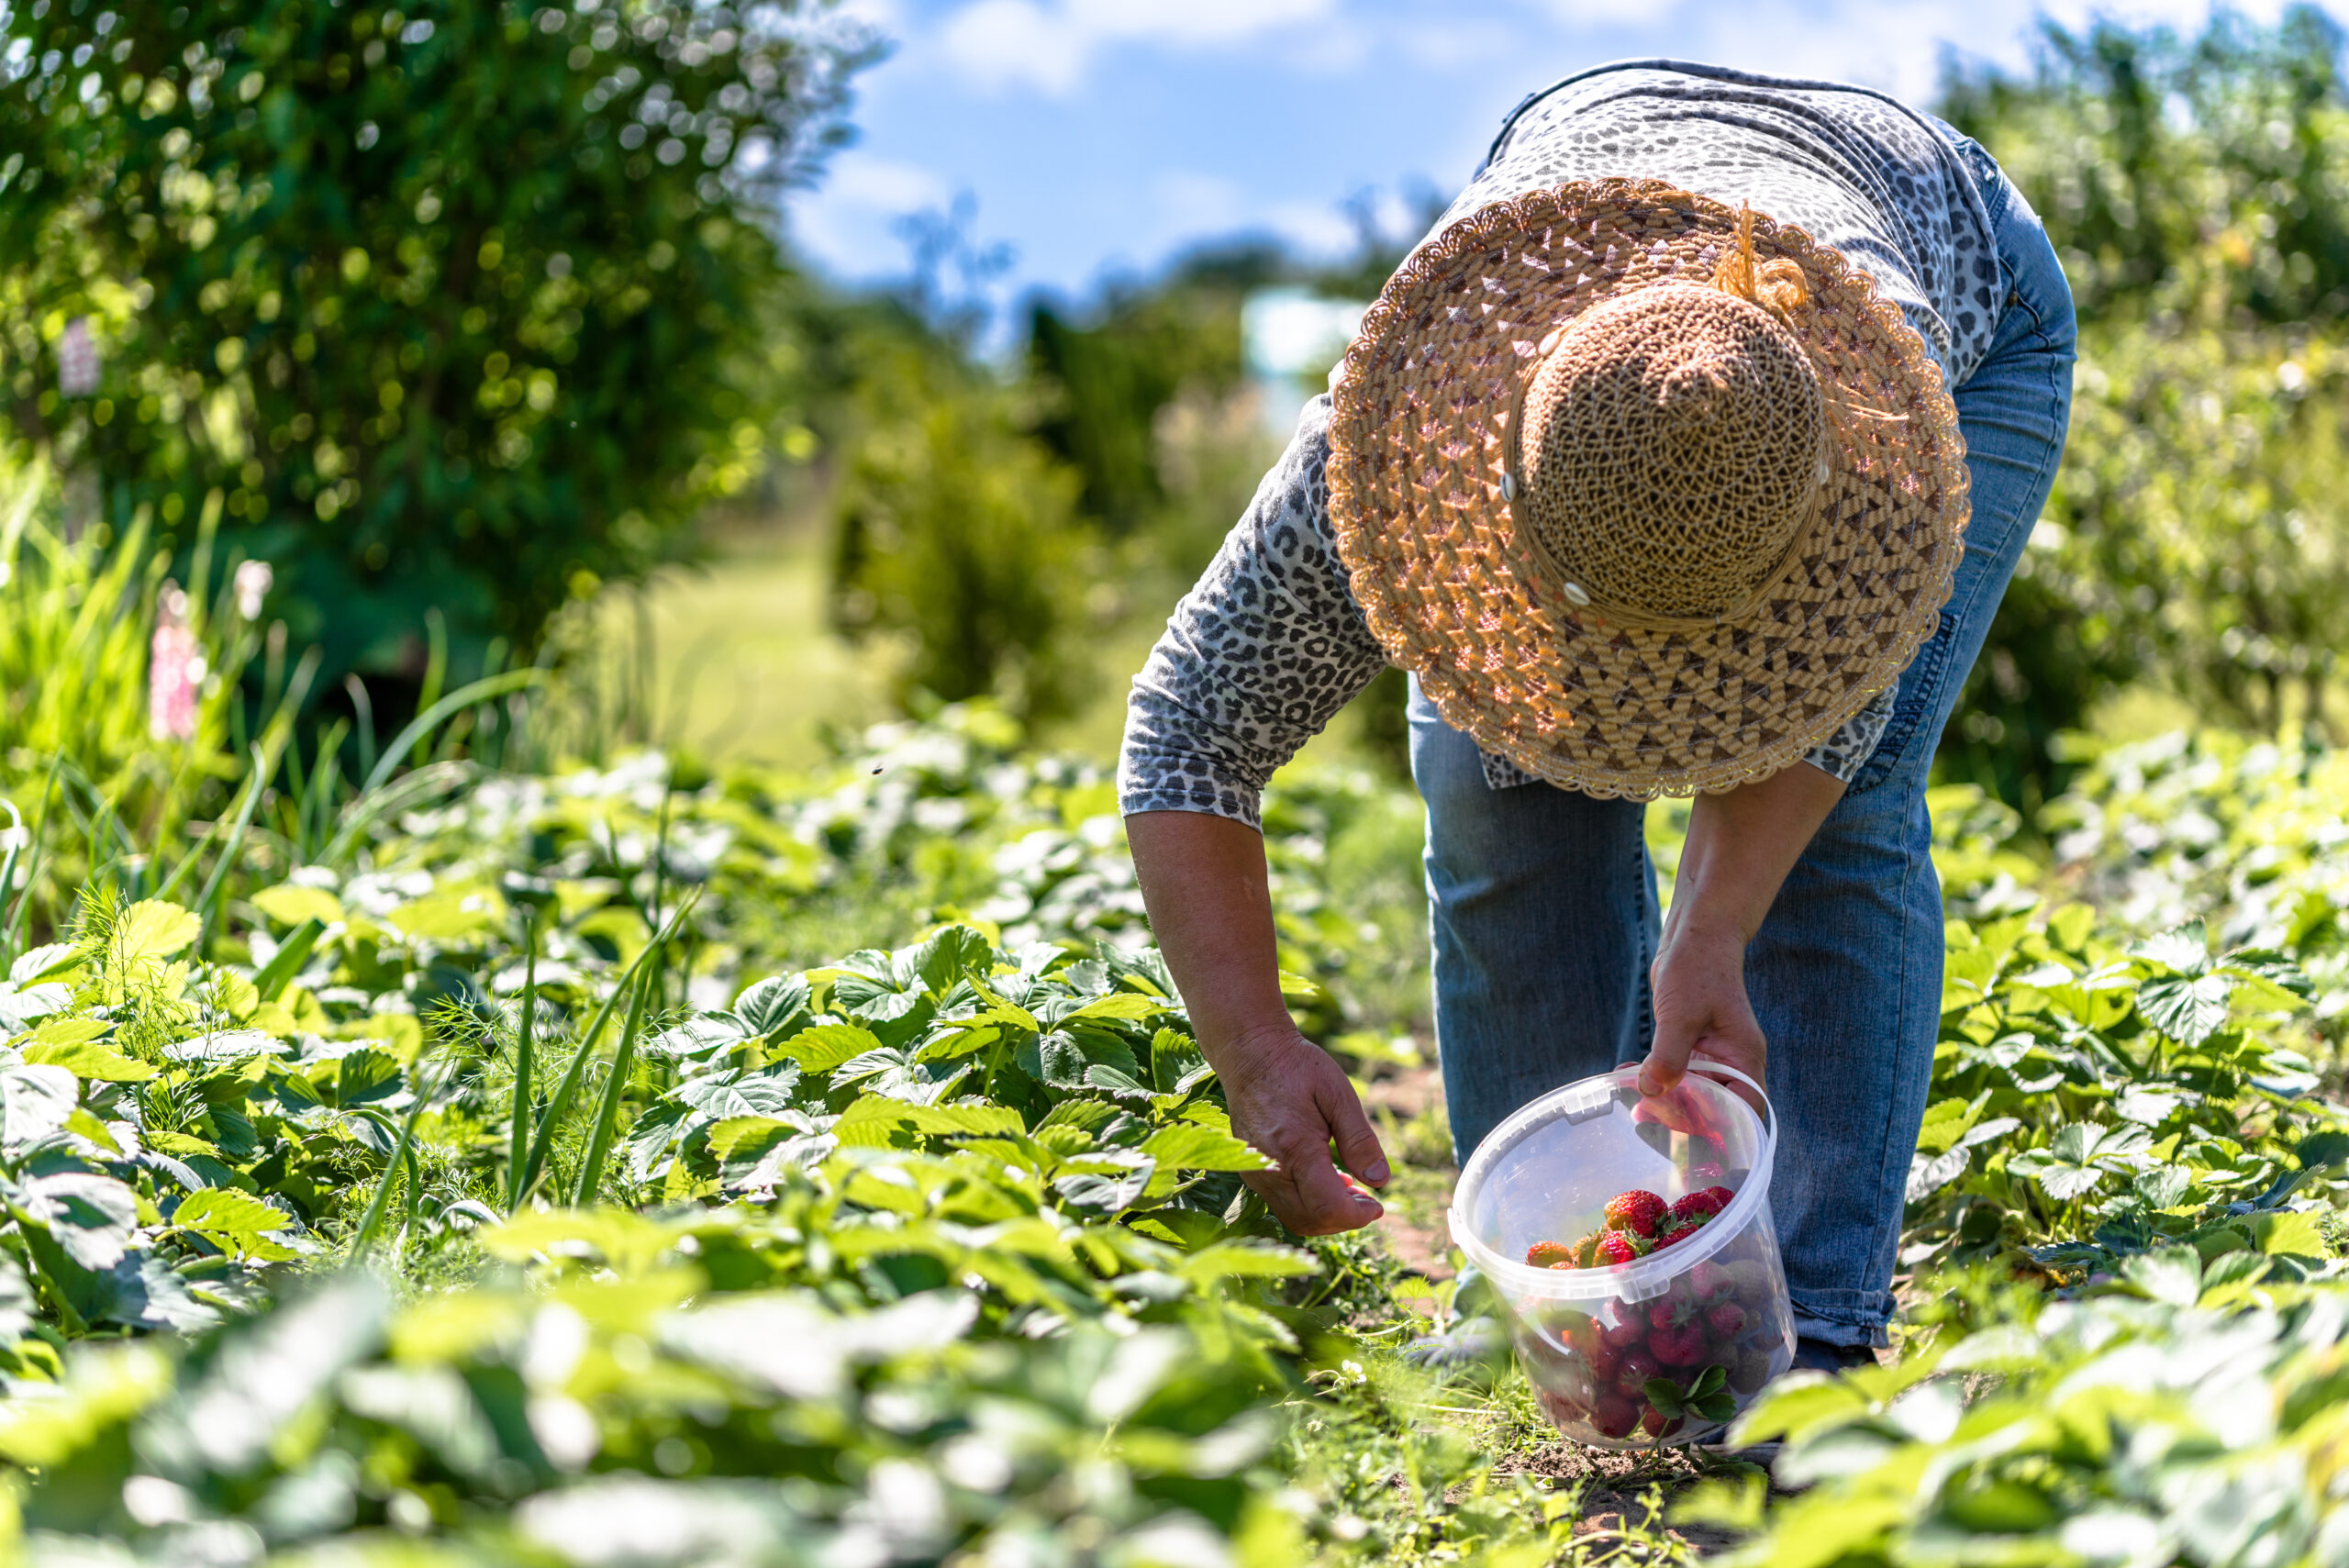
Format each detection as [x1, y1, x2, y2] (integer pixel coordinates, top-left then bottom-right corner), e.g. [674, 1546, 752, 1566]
[1024, 247, 1274, 538]
[1940, 6, 2349, 806]
[0, 0, 876, 704]
[829, 308, 1097, 725]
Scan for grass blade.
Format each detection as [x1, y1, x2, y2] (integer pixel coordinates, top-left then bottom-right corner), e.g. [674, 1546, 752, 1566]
[360, 668, 540, 801]
[4, 755, 63, 957]
[506, 909, 540, 1213]
[252, 916, 325, 1002]
[571, 965, 652, 1209]
[191, 747, 270, 927]
[518, 893, 698, 1206]
[416, 606, 448, 767]
[351, 1052, 444, 1261]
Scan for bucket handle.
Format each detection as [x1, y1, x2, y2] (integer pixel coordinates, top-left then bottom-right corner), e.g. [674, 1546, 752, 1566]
[1679, 1060, 1775, 1140]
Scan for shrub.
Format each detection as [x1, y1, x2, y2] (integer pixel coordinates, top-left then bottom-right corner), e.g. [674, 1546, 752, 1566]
[0, 0, 876, 695]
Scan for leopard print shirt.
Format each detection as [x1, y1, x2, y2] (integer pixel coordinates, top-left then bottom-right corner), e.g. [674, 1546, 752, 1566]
[1119, 61, 2004, 828]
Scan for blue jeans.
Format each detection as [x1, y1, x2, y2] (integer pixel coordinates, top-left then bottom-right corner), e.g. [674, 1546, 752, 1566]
[1410, 139, 2076, 1348]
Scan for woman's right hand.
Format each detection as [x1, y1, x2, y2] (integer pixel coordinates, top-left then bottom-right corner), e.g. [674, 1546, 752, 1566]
[1124, 808, 1389, 1238]
[1212, 1023, 1389, 1236]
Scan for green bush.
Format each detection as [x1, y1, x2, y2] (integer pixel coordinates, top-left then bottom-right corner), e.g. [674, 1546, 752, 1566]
[1938, 6, 2349, 803]
[0, 0, 874, 695]
[829, 325, 1102, 725]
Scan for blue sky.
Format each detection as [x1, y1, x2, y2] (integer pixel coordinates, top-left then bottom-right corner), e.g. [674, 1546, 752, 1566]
[789, 0, 2326, 316]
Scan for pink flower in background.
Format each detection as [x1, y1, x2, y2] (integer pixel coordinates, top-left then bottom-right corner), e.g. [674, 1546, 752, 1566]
[234, 559, 273, 620]
[57, 317, 98, 397]
[150, 583, 204, 742]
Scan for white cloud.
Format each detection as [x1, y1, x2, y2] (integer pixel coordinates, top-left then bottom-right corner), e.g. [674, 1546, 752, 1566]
[1261, 199, 1360, 259]
[1531, 0, 1684, 23]
[786, 152, 954, 279]
[939, 0, 1340, 95]
[826, 150, 952, 211]
[1152, 171, 1249, 235]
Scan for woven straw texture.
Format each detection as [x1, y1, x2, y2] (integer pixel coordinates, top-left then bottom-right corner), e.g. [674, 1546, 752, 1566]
[1328, 179, 1969, 800]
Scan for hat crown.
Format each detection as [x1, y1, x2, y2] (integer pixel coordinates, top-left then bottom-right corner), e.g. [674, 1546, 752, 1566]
[1515, 282, 1827, 627]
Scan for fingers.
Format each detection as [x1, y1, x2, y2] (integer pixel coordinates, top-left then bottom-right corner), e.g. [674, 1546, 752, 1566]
[1639, 1006, 1698, 1099]
[1686, 1047, 1771, 1118]
[1221, 1032, 1386, 1236]
[1320, 1073, 1391, 1189]
[1244, 1133, 1383, 1236]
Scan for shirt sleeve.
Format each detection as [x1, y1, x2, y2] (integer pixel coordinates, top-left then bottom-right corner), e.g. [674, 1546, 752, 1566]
[1117, 395, 1389, 830]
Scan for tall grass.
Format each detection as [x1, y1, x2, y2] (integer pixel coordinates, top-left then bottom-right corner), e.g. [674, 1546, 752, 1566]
[0, 460, 580, 955]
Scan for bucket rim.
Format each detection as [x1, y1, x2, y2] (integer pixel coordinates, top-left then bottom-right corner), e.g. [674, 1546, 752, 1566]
[1445, 1062, 1778, 1302]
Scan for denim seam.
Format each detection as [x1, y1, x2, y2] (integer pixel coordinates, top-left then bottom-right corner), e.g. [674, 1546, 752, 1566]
[1845, 243, 2070, 1328]
[1631, 834, 1655, 1056]
[1858, 804, 1925, 1327]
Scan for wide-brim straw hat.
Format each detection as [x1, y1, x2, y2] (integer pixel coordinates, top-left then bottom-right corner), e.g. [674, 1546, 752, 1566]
[1328, 178, 1968, 799]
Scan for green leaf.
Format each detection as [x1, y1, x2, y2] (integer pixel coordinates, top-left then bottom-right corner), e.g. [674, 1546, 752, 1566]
[2131, 923, 2210, 975]
[2298, 1130, 2349, 1170]
[117, 900, 201, 962]
[773, 1022, 883, 1073]
[1914, 1095, 1985, 1154]
[250, 885, 346, 929]
[706, 1116, 793, 1162]
[1064, 993, 1165, 1023]
[21, 1017, 109, 1051]
[1643, 1376, 1688, 1419]
[910, 925, 995, 995]
[1175, 1240, 1318, 1284]
[0, 1064, 78, 1152]
[20, 1040, 157, 1083]
[16, 1173, 138, 1272]
[1137, 1121, 1269, 1173]
[9, 945, 77, 984]
[2134, 1165, 2192, 1210]
[2119, 1246, 2202, 1307]
[832, 1096, 1025, 1147]
[2254, 1209, 2326, 1258]
[2138, 971, 2236, 1046]
[729, 974, 810, 1039]
[173, 1188, 300, 1262]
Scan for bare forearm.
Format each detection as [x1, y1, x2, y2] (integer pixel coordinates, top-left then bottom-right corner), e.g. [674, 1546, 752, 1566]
[1668, 763, 1846, 945]
[1125, 809, 1294, 1062]
[1640, 762, 1844, 1101]
[1126, 807, 1388, 1230]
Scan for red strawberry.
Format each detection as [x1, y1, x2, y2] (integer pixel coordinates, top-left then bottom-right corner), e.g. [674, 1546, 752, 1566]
[1525, 1240, 1578, 1268]
[1535, 1387, 1586, 1429]
[1587, 1341, 1622, 1385]
[1552, 1310, 1600, 1357]
[1603, 1189, 1667, 1238]
[1641, 1404, 1682, 1440]
[1687, 1261, 1733, 1304]
[1593, 1231, 1642, 1266]
[1598, 1301, 1648, 1350]
[1614, 1347, 1660, 1395]
[1649, 1217, 1698, 1252]
[1671, 1186, 1736, 1225]
[1646, 1296, 1691, 1332]
[1591, 1393, 1640, 1438]
[1650, 1321, 1709, 1366]
[1706, 1302, 1748, 1340]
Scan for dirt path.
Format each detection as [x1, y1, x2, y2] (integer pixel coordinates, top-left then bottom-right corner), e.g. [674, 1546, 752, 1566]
[1356, 1063, 1460, 1279]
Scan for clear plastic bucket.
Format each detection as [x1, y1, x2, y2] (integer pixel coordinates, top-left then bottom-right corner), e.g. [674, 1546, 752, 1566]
[1448, 1063, 1795, 1447]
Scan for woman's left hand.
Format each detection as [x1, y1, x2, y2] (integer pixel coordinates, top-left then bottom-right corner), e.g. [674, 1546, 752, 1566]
[1639, 918, 1767, 1109]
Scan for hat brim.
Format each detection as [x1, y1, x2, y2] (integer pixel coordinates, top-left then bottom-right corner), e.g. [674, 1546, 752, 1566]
[1328, 179, 1969, 800]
